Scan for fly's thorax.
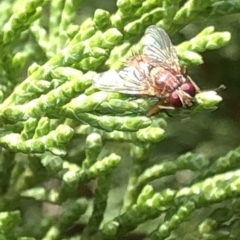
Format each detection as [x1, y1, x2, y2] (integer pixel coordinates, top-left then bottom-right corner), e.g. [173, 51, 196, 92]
[150, 67, 182, 93]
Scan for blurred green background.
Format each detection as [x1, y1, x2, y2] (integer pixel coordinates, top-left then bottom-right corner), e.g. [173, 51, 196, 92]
[11, 1, 240, 238]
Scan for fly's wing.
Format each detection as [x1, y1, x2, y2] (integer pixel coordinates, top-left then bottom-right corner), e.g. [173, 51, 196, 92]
[143, 25, 181, 73]
[92, 66, 156, 96]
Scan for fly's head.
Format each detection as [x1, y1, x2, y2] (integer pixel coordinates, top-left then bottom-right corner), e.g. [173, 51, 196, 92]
[169, 66, 200, 108]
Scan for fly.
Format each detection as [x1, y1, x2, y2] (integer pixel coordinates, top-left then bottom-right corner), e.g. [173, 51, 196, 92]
[92, 25, 222, 116]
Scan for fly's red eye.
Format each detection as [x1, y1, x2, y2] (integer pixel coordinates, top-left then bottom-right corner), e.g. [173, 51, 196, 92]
[170, 91, 182, 107]
[180, 83, 196, 97]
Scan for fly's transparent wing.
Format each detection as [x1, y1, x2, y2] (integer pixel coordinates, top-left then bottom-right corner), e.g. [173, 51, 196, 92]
[92, 67, 155, 95]
[143, 25, 181, 73]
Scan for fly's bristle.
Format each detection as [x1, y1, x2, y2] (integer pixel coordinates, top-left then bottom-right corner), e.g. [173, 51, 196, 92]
[124, 50, 135, 66]
[129, 47, 141, 58]
[123, 48, 143, 67]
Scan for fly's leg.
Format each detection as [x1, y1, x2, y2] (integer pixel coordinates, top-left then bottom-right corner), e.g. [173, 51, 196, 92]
[147, 100, 175, 117]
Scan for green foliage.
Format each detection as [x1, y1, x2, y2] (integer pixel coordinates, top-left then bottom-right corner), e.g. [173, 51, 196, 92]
[0, 0, 239, 239]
